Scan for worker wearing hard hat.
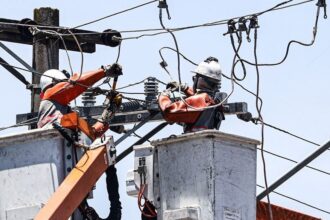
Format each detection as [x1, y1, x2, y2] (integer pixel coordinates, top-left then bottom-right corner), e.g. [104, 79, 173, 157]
[159, 56, 225, 133]
[38, 64, 123, 220]
[140, 57, 226, 220]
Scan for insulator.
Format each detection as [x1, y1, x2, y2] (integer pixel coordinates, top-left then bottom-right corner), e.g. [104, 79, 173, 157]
[120, 101, 141, 112]
[82, 88, 96, 107]
[144, 77, 159, 102]
[101, 29, 122, 47]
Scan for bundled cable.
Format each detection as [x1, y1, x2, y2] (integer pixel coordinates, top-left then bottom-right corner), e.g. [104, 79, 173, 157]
[138, 184, 157, 218]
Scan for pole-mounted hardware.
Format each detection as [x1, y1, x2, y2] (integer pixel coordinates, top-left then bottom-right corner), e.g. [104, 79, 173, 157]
[158, 0, 171, 20]
[316, 0, 327, 19]
[223, 19, 237, 36]
[0, 17, 122, 53]
[101, 29, 122, 47]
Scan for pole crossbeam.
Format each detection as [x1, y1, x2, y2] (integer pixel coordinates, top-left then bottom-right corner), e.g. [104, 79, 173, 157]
[0, 17, 121, 53]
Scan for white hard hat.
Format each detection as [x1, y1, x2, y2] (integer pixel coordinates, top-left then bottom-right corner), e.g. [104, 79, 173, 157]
[192, 57, 222, 82]
[40, 69, 68, 92]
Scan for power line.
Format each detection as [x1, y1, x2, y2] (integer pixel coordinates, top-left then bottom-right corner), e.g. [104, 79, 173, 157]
[119, 0, 317, 41]
[257, 184, 330, 215]
[0, 117, 38, 131]
[0, 0, 316, 39]
[223, 74, 322, 149]
[116, 79, 146, 90]
[257, 120, 321, 147]
[72, 0, 158, 29]
[251, 26, 273, 219]
[0, 61, 100, 90]
[259, 147, 330, 176]
[234, 2, 322, 70]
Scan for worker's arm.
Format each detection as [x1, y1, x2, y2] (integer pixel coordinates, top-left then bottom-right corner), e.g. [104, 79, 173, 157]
[43, 64, 122, 106]
[42, 69, 106, 105]
[92, 122, 109, 138]
[158, 92, 213, 124]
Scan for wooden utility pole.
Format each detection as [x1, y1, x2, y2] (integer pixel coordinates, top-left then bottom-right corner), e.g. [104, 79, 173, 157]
[31, 8, 59, 116]
[0, 8, 121, 128]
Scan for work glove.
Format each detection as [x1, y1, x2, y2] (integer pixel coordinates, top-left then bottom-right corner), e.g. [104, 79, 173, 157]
[166, 81, 188, 92]
[102, 63, 123, 78]
[99, 92, 123, 123]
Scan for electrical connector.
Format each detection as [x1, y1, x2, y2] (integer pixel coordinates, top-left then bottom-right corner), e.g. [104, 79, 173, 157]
[316, 0, 327, 19]
[223, 19, 237, 36]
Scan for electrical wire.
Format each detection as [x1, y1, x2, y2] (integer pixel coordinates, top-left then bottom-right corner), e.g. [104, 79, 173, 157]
[259, 147, 330, 176]
[158, 48, 174, 81]
[255, 0, 294, 16]
[0, 61, 105, 92]
[158, 46, 198, 81]
[155, 78, 167, 86]
[159, 47, 198, 66]
[234, 3, 322, 70]
[67, 29, 84, 82]
[257, 184, 330, 215]
[0, 0, 316, 39]
[72, 0, 158, 29]
[270, 0, 316, 13]
[120, 91, 159, 95]
[158, 2, 234, 111]
[223, 73, 323, 152]
[229, 33, 247, 81]
[255, 119, 321, 147]
[253, 27, 273, 220]
[116, 79, 146, 90]
[122, 96, 148, 103]
[222, 73, 264, 106]
[115, 43, 122, 63]
[34, 28, 79, 106]
[137, 184, 157, 218]
[0, 117, 38, 131]
[118, 0, 315, 41]
[159, 6, 182, 88]
[34, 28, 74, 75]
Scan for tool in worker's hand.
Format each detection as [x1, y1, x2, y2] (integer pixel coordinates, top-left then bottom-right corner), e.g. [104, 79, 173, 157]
[101, 63, 123, 84]
[100, 63, 123, 123]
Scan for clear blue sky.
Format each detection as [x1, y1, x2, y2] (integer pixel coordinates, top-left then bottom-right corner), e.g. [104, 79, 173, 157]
[1, 0, 329, 219]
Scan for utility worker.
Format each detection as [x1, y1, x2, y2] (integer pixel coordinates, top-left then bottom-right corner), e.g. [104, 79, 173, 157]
[38, 64, 123, 220]
[140, 57, 225, 220]
[159, 56, 224, 133]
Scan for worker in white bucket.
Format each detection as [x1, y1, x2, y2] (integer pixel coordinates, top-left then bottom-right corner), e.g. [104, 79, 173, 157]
[159, 56, 225, 133]
[38, 64, 123, 220]
[138, 57, 226, 220]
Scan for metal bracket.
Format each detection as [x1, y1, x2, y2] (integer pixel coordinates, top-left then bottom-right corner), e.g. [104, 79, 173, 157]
[114, 112, 160, 146]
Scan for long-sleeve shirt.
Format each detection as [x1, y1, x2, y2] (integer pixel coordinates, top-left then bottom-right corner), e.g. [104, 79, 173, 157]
[37, 69, 108, 137]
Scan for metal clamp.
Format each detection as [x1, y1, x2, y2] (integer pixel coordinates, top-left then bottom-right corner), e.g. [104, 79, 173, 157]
[90, 136, 116, 166]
